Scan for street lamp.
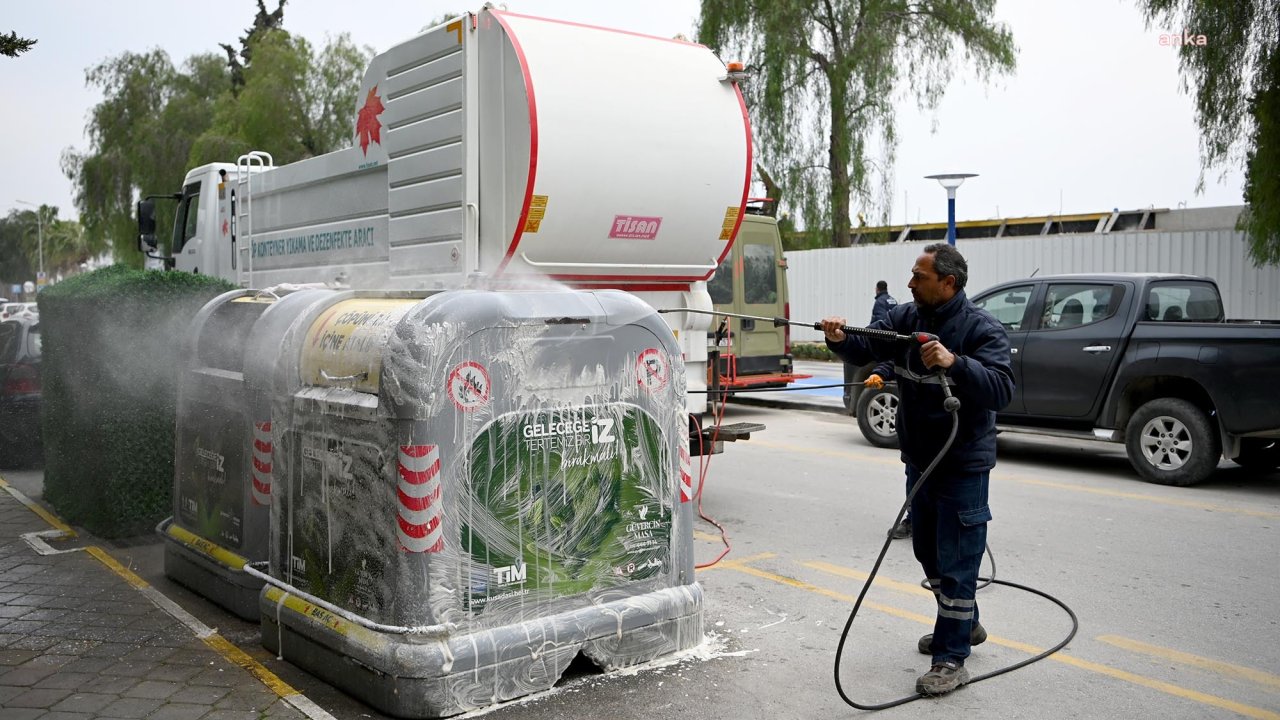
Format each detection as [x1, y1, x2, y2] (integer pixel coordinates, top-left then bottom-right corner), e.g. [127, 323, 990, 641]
[924, 174, 977, 245]
[15, 199, 44, 285]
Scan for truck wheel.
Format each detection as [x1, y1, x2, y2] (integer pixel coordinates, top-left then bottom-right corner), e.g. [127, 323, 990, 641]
[1232, 438, 1280, 471]
[857, 384, 899, 449]
[1124, 398, 1220, 486]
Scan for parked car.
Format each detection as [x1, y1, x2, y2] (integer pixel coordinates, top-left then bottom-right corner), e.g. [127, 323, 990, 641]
[0, 316, 42, 467]
[856, 273, 1280, 486]
[0, 302, 37, 321]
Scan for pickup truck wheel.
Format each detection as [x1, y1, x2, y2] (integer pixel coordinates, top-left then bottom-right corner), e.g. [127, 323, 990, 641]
[1125, 398, 1220, 486]
[1232, 438, 1280, 471]
[856, 384, 900, 449]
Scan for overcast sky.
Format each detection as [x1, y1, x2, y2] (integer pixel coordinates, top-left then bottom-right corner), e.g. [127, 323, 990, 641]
[1, 0, 1243, 229]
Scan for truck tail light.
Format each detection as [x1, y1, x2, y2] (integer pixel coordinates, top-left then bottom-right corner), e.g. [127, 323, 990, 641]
[2, 364, 39, 395]
[784, 302, 791, 355]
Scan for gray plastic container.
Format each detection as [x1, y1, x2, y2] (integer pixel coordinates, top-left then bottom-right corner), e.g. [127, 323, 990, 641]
[163, 288, 334, 619]
[257, 288, 701, 718]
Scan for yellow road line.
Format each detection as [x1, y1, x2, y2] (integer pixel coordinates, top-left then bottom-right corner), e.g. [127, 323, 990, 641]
[85, 547, 149, 590]
[719, 555, 1280, 720]
[696, 551, 774, 573]
[0, 476, 76, 534]
[1098, 635, 1280, 691]
[716, 553, 937, 626]
[694, 530, 724, 543]
[745, 440, 1280, 520]
[86, 546, 300, 700]
[204, 633, 298, 697]
[803, 560, 934, 598]
[1013, 477, 1280, 520]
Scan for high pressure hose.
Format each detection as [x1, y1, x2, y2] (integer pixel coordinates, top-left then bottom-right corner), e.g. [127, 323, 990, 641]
[831, 392, 1078, 710]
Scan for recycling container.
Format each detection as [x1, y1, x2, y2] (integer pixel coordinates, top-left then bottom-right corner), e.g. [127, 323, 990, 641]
[257, 288, 701, 717]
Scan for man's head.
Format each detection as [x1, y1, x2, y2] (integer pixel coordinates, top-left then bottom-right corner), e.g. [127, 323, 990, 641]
[876, 280, 888, 294]
[909, 243, 968, 309]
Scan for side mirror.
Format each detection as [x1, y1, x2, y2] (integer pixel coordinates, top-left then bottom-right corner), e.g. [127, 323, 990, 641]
[137, 200, 157, 250]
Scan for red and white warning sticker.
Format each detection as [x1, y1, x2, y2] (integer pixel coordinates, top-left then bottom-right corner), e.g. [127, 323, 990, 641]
[448, 361, 491, 411]
[635, 348, 669, 393]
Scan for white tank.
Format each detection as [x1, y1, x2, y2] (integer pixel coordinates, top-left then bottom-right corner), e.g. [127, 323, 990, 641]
[228, 8, 751, 291]
[474, 9, 752, 283]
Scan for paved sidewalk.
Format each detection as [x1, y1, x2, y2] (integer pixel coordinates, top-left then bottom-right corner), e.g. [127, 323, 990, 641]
[0, 480, 322, 720]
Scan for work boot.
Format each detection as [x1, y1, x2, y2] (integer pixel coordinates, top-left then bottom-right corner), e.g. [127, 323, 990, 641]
[916, 661, 970, 695]
[917, 621, 987, 654]
[890, 519, 912, 540]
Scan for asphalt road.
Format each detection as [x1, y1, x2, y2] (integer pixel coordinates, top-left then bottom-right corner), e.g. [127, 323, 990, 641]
[5, 398, 1278, 719]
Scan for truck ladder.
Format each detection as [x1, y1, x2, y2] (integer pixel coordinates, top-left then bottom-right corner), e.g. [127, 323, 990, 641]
[235, 151, 274, 288]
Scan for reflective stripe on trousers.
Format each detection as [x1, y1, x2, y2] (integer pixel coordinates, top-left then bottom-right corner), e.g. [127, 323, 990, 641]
[909, 465, 991, 665]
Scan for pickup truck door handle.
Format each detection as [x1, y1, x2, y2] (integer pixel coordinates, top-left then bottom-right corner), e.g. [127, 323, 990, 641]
[1083, 345, 1112, 354]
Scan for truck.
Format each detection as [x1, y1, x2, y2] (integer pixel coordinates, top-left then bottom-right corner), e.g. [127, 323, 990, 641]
[141, 10, 764, 715]
[855, 272, 1280, 486]
[704, 199, 807, 410]
[137, 7, 757, 444]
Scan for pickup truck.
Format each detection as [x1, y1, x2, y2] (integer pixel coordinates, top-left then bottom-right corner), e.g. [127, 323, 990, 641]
[855, 273, 1280, 486]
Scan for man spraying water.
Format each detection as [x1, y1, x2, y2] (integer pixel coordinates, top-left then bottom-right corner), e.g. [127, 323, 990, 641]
[820, 243, 1014, 696]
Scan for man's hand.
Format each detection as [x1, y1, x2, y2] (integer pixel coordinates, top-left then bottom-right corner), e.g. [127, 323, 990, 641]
[920, 340, 956, 370]
[865, 373, 884, 390]
[821, 316, 847, 343]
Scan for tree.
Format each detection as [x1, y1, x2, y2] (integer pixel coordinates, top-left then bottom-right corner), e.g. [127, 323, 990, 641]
[63, 4, 371, 265]
[1, 31, 36, 58]
[1139, 0, 1280, 265]
[220, 0, 288, 91]
[0, 211, 37, 286]
[190, 31, 369, 166]
[0, 207, 94, 287]
[62, 51, 225, 264]
[698, 0, 1015, 247]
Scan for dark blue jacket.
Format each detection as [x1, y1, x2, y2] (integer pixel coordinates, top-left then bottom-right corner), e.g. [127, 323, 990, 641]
[829, 290, 1014, 473]
[870, 291, 898, 325]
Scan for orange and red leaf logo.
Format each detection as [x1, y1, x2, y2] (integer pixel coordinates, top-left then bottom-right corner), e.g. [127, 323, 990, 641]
[357, 85, 385, 156]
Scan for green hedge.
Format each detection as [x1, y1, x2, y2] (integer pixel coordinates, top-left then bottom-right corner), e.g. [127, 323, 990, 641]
[39, 265, 235, 538]
[791, 342, 839, 362]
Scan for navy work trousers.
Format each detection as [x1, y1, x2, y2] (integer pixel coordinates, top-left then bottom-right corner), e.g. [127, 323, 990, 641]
[908, 465, 991, 665]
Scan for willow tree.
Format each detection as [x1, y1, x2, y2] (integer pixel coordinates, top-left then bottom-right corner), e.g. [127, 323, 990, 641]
[698, 0, 1016, 247]
[1140, 0, 1280, 266]
[64, 3, 369, 265]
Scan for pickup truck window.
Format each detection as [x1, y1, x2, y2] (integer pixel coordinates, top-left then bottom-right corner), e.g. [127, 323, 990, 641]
[1041, 283, 1123, 329]
[973, 285, 1033, 330]
[1145, 282, 1223, 322]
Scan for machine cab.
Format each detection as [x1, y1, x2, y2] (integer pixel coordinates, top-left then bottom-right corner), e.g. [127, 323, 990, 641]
[137, 163, 238, 278]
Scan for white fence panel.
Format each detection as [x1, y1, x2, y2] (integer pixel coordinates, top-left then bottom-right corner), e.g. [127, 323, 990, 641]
[786, 230, 1280, 342]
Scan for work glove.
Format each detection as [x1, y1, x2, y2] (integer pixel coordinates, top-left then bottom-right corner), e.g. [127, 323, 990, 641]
[865, 374, 885, 390]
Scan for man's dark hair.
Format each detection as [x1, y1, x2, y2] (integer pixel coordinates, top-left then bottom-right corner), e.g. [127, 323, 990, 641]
[922, 243, 968, 290]
[876, 280, 888, 293]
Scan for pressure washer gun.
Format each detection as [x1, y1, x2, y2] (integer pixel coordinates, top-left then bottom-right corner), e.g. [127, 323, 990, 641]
[659, 308, 960, 411]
